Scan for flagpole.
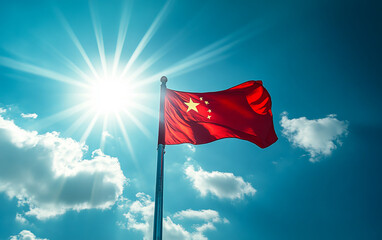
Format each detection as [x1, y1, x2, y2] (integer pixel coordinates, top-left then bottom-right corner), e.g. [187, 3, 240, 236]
[153, 76, 167, 240]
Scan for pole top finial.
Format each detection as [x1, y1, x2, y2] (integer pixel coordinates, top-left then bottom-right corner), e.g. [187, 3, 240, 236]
[160, 76, 168, 83]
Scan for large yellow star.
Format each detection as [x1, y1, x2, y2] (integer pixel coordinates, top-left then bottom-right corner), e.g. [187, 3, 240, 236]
[184, 98, 200, 112]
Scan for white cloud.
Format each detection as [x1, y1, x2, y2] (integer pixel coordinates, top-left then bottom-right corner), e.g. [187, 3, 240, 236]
[185, 144, 196, 153]
[119, 192, 228, 240]
[0, 107, 6, 114]
[280, 112, 348, 162]
[15, 213, 28, 224]
[122, 192, 154, 239]
[0, 115, 126, 219]
[163, 217, 192, 240]
[21, 113, 38, 119]
[173, 209, 221, 223]
[184, 165, 256, 200]
[195, 222, 215, 233]
[9, 230, 47, 240]
[102, 130, 112, 139]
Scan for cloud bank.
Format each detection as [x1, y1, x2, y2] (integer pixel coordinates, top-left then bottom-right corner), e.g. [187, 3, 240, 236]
[9, 230, 47, 240]
[280, 112, 348, 162]
[0, 116, 126, 219]
[184, 165, 256, 200]
[120, 192, 228, 240]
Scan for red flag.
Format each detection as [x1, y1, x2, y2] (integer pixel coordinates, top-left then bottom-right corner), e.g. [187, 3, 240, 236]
[160, 81, 278, 148]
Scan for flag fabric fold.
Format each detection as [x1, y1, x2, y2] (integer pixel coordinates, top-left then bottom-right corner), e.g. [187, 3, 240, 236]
[161, 81, 277, 148]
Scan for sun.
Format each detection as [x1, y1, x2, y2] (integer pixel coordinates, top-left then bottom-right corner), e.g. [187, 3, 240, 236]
[89, 79, 131, 114]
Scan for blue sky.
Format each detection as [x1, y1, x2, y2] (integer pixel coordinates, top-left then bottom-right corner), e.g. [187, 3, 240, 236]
[0, 0, 381, 239]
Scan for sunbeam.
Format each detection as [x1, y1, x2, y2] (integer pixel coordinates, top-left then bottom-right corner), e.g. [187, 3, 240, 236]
[134, 22, 259, 88]
[56, 10, 100, 80]
[44, 42, 94, 84]
[115, 112, 136, 163]
[65, 109, 94, 137]
[128, 101, 158, 118]
[119, 0, 171, 79]
[127, 1, 200, 82]
[90, 1, 107, 76]
[165, 38, 240, 77]
[38, 102, 90, 129]
[112, 0, 132, 76]
[80, 113, 100, 143]
[128, 33, 176, 81]
[123, 109, 152, 139]
[0, 56, 87, 88]
[100, 115, 109, 151]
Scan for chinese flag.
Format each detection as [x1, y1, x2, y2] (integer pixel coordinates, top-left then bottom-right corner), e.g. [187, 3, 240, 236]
[161, 81, 277, 148]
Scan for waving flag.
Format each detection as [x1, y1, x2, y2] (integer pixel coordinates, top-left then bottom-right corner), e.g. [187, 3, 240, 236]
[161, 81, 278, 148]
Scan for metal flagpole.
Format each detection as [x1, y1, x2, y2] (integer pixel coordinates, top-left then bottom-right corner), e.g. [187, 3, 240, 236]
[153, 76, 167, 240]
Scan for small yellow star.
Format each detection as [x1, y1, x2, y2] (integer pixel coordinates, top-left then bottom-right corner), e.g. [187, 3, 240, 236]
[207, 115, 211, 119]
[200, 97, 203, 101]
[184, 98, 200, 112]
[205, 101, 209, 105]
[207, 109, 211, 113]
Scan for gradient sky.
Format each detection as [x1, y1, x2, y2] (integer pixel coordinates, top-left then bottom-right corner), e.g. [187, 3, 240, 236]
[0, 0, 381, 240]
